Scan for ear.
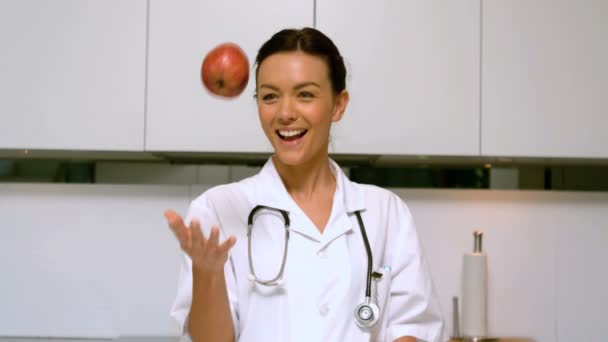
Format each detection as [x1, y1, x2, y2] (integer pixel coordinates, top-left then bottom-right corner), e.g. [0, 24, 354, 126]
[331, 90, 349, 123]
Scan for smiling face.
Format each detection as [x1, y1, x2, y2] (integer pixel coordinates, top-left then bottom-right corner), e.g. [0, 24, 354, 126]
[256, 51, 349, 167]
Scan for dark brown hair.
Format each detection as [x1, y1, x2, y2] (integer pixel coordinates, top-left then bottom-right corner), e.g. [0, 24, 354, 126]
[254, 27, 347, 95]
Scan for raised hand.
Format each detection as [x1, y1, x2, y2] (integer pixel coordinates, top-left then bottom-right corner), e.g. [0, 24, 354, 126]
[165, 209, 237, 273]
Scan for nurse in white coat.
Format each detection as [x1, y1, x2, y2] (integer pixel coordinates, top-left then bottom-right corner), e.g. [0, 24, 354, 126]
[166, 27, 445, 342]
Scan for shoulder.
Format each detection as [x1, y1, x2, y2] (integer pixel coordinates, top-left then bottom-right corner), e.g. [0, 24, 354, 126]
[185, 176, 260, 233]
[350, 181, 411, 215]
[190, 172, 262, 210]
[191, 179, 254, 206]
[356, 182, 400, 200]
[190, 183, 235, 208]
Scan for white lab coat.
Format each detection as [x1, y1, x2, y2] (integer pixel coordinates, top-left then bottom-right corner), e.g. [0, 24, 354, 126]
[170, 158, 445, 342]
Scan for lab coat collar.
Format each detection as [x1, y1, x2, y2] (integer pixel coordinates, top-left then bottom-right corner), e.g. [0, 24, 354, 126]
[255, 157, 366, 214]
[254, 157, 366, 242]
[316, 159, 366, 249]
[329, 158, 366, 213]
[254, 157, 298, 213]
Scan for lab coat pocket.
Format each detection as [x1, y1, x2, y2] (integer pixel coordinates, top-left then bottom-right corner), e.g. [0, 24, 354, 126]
[373, 266, 393, 310]
[370, 266, 392, 340]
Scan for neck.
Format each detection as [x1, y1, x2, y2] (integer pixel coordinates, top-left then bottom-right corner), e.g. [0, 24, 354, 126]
[272, 153, 335, 201]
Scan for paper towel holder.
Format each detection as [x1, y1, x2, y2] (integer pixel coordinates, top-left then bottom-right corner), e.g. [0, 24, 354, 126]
[462, 229, 489, 339]
[473, 230, 483, 253]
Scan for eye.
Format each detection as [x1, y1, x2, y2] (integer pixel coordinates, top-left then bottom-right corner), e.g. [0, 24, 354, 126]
[261, 93, 278, 102]
[298, 91, 315, 99]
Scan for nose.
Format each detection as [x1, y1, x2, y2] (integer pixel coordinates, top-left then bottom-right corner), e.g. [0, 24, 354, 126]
[276, 97, 296, 123]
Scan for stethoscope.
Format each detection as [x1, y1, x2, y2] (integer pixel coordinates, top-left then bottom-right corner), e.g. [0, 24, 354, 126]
[246, 205, 380, 328]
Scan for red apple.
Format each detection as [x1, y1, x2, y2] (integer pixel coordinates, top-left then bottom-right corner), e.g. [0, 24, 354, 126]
[201, 42, 250, 98]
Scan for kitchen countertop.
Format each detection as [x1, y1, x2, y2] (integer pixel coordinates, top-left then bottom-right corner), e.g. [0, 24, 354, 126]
[0, 339, 181, 342]
[449, 339, 533, 342]
[0, 338, 533, 342]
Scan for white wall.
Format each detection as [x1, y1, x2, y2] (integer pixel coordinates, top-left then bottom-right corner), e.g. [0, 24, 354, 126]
[398, 189, 608, 341]
[0, 184, 190, 338]
[1, 184, 607, 341]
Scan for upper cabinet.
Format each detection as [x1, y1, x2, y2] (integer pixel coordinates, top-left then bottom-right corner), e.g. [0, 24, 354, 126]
[145, 0, 313, 153]
[317, 0, 481, 156]
[0, 0, 146, 151]
[482, 0, 608, 158]
[3, 1, 605, 160]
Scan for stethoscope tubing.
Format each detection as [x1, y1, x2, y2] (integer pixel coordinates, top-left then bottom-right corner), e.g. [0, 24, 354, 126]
[247, 205, 290, 286]
[246, 206, 378, 326]
[247, 207, 373, 295]
[353, 211, 373, 301]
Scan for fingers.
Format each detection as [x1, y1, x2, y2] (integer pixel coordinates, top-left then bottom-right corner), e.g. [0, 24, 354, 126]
[165, 210, 188, 244]
[165, 209, 236, 259]
[190, 219, 204, 250]
[218, 235, 237, 254]
[165, 210, 200, 252]
[194, 223, 236, 256]
[208, 225, 220, 248]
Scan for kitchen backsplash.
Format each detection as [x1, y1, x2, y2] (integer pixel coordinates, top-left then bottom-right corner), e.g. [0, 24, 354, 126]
[1, 182, 607, 341]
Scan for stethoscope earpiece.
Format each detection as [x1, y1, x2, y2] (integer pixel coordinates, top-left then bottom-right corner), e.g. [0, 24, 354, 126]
[354, 301, 380, 328]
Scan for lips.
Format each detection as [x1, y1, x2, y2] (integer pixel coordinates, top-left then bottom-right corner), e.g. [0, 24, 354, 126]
[277, 129, 308, 142]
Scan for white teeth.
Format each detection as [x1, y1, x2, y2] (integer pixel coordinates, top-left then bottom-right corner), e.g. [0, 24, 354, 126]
[278, 129, 305, 137]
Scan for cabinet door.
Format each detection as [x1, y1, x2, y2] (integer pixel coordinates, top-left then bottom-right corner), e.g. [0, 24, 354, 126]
[482, 0, 608, 158]
[0, 0, 146, 151]
[146, 0, 313, 153]
[317, 0, 480, 156]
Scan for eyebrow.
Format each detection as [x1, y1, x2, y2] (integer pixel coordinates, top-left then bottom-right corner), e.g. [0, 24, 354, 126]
[258, 82, 321, 91]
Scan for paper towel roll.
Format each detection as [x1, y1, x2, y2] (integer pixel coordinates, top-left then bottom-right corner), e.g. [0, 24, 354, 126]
[462, 252, 488, 337]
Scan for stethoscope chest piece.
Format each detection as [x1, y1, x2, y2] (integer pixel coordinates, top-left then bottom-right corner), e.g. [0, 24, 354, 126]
[354, 301, 380, 328]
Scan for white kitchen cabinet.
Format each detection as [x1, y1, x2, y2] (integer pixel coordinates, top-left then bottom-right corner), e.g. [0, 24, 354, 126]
[317, 0, 481, 156]
[145, 0, 313, 153]
[0, 0, 147, 151]
[482, 0, 608, 158]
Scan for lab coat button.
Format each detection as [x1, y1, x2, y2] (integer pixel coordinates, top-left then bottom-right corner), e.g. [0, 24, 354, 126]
[317, 250, 328, 259]
[319, 304, 330, 316]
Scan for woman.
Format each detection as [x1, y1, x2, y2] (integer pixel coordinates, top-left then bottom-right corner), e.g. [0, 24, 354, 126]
[166, 27, 445, 342]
